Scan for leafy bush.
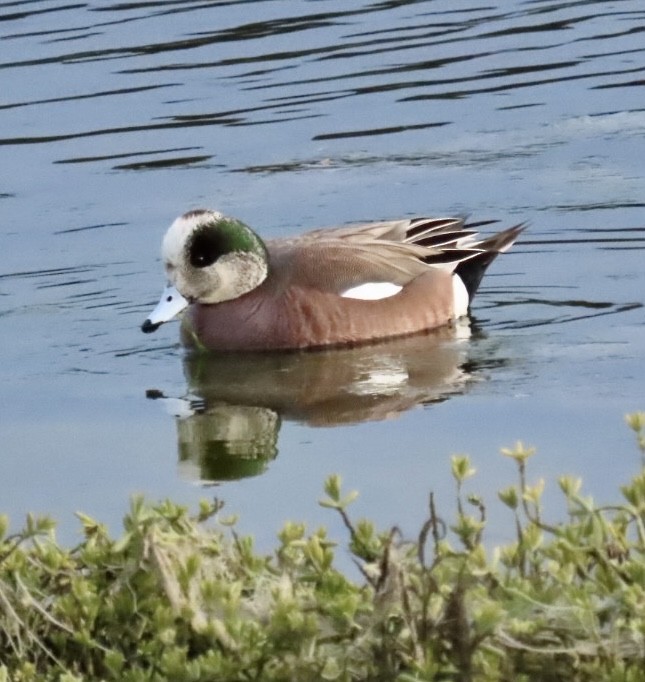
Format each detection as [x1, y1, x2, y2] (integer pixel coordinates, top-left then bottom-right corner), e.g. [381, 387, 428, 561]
[1, 413, 645, 681]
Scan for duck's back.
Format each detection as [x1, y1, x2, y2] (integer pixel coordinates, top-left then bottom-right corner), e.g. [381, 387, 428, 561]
[179, 218, 521, 351]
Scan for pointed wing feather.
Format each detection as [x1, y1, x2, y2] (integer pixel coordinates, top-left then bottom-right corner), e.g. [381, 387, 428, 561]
[267, 219, 524, 296]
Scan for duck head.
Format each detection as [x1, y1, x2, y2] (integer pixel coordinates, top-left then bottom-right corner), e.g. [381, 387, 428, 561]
[142, 209, 269, 333]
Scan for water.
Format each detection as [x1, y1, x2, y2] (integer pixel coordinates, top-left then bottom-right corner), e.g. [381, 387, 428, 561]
[1, 0, 644, 551]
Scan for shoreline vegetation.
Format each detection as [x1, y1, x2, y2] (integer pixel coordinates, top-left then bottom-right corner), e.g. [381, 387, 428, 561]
[1, 413, 644, 681]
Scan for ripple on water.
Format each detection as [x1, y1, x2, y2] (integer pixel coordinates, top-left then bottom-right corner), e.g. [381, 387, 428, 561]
[0, 0, 644, 549]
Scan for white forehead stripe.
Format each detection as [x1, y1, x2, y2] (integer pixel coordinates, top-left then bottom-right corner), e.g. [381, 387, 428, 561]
[162, 210, 225, 263]
[341, 282, 403, 300]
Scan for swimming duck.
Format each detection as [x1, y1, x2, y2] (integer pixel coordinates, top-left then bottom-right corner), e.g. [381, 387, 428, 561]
[142, 209, 522, 351]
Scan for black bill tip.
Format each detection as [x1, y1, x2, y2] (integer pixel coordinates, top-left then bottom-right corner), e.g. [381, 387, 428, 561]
[141, 318, 162, 334]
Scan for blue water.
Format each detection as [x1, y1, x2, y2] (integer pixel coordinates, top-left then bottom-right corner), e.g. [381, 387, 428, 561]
[1, 0, 644, 552]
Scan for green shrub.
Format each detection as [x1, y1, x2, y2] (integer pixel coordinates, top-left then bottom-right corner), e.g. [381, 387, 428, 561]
[1, 412, 644, 681]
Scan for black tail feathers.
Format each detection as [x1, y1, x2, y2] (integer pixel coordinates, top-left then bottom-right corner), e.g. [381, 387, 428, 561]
[455, 224, 525, 301]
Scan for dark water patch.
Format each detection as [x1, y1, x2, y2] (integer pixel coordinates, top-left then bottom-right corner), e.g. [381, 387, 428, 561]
[0, 261, 130, 313]
[400, 64, 645, 101]
[225, 64, 297, 83]
[73, 296, 122, 311]
[55, 146, 202, 165]
[118, 301, 157, 314]
[600, 245, 645, 251]
[254, 61, 643, 110]
[590, 106, 645, 118]
[521, 223, 645, 246]
[484, 19, 583, 37]
[314, 121, 450, 141]
[491, 300, 642, 330]
[576, 23, 645, 44]
[592, 78, 645, 90]
[227, 113, 323, 127]
[91, 0, 244, 12]
[92, 1, 358, 27]
[578, 226, 645, 233]
[0, 84, 178, 111]
[113, 154, 213, 170]
[36, 278, 98, 290]
[0, 265, 98, 281]
[343, 16, 475, 40]
[1, 94, 342, 148]
[0, 2, 85, 24]
[54, 222, 128, 235]
[64, 288, 119, 300]
[480, 284, 571, 294]
[108, 15, 557, 78]
[242, 52, 491, 91]
[496, 102, 544, 110]
[168, 100, 335, 125]
[2, 0, 640, 168]
[504, 298, 616, 310]
[114, 267, 144, 276]
[231, 159, 333, 174]
[233, 9, 641, 94]
[113, 343, 181, 358]
[481, 61, 582, 78]
[2, 18, 117, 42]
[581, 46, 645, 60]
[309, 35, 486, 65]
[546, 202, 645, 212]
[67, 367, 111, 375]
[0, 43, 147, 69]
[523, 237, 645, 246]
[231, 145, 553, 174]
[0, 8, 357, 69]
[45, 31, 104, 44]
[119, 49, 331, 75]
[3, 25, 85, 40]
[0, 117, 238, 147]
[83, 299, 127, 310]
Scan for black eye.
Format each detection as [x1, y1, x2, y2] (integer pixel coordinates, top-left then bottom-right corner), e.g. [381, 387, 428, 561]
[189, 228, 227, 269]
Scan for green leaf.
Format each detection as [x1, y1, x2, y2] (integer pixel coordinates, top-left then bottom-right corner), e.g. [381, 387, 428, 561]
[451, 454, 476, 482]
[501, 441, 536, 462]
[324, 474, 342, 502]
[498, 485, 519, 509]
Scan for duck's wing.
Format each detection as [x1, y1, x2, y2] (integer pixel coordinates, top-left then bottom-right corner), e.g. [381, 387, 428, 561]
[267, 219, 524, 298]
[266, 229, 469, 296]
[265, 239, 423, 296]
[299, 216, 472, 246]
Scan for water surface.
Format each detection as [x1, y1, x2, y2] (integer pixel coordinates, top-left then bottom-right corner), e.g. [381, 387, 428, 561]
[1, 0, 644, 550]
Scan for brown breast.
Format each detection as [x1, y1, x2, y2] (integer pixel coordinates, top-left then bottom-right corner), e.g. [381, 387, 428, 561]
[181, 269, 455, 351]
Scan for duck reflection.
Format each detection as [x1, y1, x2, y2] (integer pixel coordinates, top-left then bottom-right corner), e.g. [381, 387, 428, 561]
[159, 324, 475, 484]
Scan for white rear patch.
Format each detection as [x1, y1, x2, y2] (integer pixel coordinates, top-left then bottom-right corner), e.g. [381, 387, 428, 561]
[162, 210, 224, 264]
[341, 282, 403, 300]
[452, 274, 470, 318]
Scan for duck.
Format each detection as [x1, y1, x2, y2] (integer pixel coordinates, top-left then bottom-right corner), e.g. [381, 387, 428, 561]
[141, 209, 523, 351]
